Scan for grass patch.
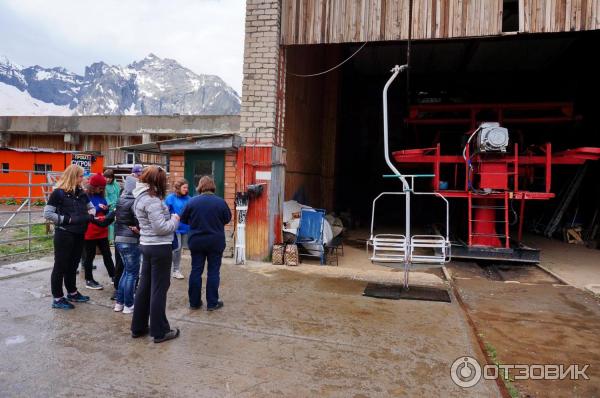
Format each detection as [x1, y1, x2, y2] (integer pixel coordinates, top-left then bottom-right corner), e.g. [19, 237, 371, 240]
[480, 334, 519, 398]
[0, 223, 53, 256]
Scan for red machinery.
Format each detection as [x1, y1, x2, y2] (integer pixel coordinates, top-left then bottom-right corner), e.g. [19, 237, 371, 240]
[393, 102, 600, 262]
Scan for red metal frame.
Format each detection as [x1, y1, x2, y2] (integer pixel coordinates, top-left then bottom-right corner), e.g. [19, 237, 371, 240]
[405, 102, 577, 128]
[393, 102, 600, 250]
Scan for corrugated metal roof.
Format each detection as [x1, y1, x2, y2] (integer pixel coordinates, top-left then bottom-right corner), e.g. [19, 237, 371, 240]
[0, 146, 96, 154]
[115, 133, 243, 153]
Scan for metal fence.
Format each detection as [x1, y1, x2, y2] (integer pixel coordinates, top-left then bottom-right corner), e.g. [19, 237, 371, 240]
[0, 170, 58, 259]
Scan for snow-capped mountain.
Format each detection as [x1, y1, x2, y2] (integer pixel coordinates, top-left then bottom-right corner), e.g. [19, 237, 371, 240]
[0, 54, 241, 116]
[0, 82, 72, 116]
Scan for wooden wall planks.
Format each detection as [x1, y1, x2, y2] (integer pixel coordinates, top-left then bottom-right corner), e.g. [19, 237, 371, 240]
[281, 0, 600, 45]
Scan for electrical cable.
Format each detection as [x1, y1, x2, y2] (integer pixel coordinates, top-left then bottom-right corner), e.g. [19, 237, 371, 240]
[463, 127, 484, 193]
[509, 199, 519, 226]
[406, 0, 413, 107]
[287, 41, 368, 77]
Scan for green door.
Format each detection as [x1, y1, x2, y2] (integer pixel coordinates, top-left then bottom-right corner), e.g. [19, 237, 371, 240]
[184, 151, 225, 197]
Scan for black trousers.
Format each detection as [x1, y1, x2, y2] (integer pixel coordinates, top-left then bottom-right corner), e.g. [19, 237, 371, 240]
[131, 244, 172, 338]
[83, 238, 115, 281]
[51, 229, 85, 298]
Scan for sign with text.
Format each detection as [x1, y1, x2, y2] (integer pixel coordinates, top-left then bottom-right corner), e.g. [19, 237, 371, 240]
[71, 153, 93, 174]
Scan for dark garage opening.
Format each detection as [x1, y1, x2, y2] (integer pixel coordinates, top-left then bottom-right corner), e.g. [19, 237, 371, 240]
[283, 31, 600, 245]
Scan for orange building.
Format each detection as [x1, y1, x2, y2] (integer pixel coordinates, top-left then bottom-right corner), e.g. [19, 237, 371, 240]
[0, 147, 103, 200]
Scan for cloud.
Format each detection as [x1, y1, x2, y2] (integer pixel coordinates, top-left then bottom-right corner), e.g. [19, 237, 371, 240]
[1, 0, 246, 93]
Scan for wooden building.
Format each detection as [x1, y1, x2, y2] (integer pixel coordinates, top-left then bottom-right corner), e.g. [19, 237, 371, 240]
[239, 0, 600, 259]
[119, 134, 243, 256]
[0, 147, 104, 199]
[0, 115, 240, 167]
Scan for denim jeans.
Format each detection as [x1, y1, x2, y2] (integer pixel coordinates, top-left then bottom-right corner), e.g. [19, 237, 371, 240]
[115, 242, 141, 307]
[171, 233, 188, 273]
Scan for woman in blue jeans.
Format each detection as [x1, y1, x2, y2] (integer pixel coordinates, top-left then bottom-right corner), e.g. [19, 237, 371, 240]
[180, 176, 231, 311]
[114, 177, 140, 314]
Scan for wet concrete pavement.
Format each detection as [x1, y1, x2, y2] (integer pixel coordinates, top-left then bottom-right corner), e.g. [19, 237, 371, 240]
[0, 257, 500, 397]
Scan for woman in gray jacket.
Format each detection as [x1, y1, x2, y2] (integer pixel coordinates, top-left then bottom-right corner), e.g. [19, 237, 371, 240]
[131, 166, 180, 343]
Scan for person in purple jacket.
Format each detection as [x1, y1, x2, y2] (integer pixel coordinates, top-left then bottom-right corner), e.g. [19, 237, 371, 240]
[180, 176, 231, 311]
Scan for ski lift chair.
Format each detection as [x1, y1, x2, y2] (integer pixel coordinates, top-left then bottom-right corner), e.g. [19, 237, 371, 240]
[295, 208, 327, 265]
[365, 64, 451, 289]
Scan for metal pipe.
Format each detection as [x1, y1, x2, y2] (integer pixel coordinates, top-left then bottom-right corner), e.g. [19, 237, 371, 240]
[1, 236, 51, 245]
[28, 171, 32, 253]
[0, 222, 48, 230]
[383, 64, 411, 286]
[370, 192, 406, 237]
[383, 64, 409, 191]
[0, 199, 29, 233]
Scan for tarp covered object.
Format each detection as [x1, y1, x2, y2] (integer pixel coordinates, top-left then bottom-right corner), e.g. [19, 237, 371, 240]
[282, 200, 343, 255]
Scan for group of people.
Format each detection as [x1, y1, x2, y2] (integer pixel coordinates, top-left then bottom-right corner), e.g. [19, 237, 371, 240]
[44, 164, 231, 343]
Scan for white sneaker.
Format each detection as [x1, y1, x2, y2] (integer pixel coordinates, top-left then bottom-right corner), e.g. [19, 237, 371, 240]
[123, 305, 134, 314]
[172, 271, 185, 279]
[114, 303, 124, 312]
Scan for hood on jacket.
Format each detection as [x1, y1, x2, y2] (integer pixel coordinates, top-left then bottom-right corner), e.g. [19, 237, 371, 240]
[133, 182, 149, 198]
[124, 176, 137, 194]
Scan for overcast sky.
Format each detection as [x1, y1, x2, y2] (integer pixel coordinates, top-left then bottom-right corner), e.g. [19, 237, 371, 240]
[0, 0, 246, 93]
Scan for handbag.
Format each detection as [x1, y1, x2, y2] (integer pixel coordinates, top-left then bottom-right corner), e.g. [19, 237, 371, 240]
[272, 244, 285, 265]
[284, 244, 299, 266]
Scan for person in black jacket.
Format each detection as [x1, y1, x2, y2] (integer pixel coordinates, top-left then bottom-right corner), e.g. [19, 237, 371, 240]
[44, 165, 96, 309]
[181, 176, 232, 311]
[113, 176, 141, 314]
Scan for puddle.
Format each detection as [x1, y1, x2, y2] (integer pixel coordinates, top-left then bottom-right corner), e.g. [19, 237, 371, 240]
[4, 335, 26, 346]
[22, 288, 44, 299]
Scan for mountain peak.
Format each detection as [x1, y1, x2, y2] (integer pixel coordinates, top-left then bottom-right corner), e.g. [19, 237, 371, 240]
[0, 55, 23, 70]
[1, 54, 241, 116]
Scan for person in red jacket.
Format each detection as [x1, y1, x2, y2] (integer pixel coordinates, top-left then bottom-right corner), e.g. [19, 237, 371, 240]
[83, 173, 116, 290]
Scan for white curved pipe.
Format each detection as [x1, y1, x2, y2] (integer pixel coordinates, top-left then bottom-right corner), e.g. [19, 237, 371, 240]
[383, 64, 409, 191]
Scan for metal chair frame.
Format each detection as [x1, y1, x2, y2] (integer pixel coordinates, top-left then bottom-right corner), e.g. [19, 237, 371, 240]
[367, 65, 452, 288]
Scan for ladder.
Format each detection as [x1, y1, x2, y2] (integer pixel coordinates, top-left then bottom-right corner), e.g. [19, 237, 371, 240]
[468, 191, 510, 248]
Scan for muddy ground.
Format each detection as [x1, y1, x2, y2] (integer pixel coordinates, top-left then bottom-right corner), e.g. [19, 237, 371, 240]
[448, 262, 600, 397]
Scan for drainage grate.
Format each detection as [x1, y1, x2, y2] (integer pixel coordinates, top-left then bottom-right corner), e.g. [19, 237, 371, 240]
[363, 283, 451, 302]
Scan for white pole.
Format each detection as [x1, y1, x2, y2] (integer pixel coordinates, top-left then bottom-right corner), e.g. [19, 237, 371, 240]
[382, 64, 411, 288]
[382, 64, 409, 192]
